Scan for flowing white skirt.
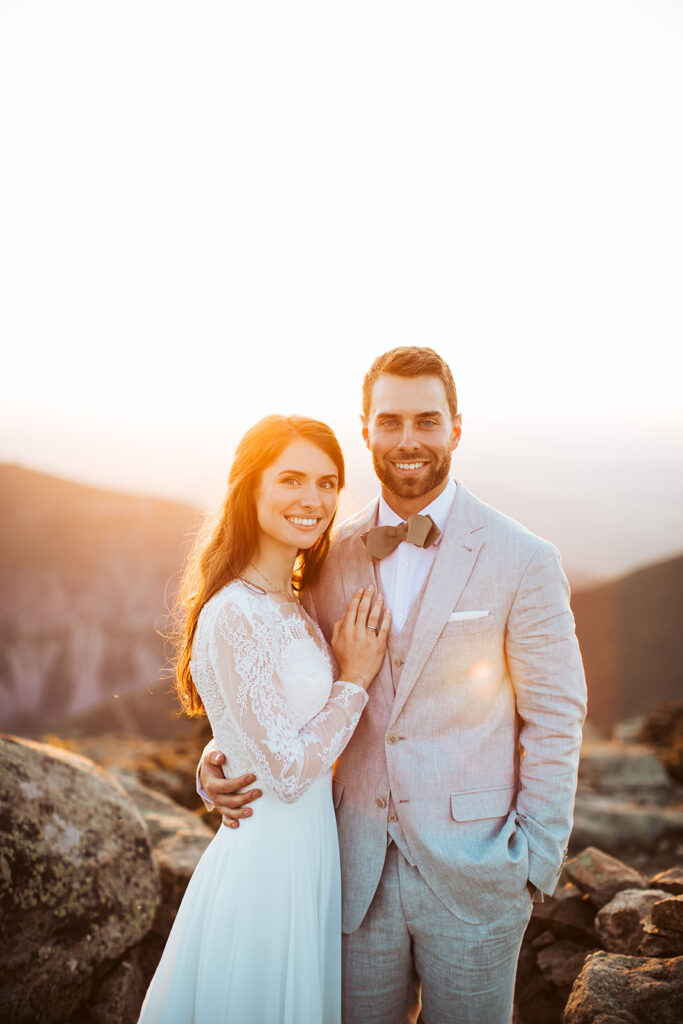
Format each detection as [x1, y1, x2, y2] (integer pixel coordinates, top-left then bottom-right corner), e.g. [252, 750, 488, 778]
[138, 771, 341, 1023]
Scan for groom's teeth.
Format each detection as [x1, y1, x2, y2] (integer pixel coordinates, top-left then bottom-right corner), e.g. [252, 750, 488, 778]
[287, 516, 318, 526]
[396, 462, 426, 470]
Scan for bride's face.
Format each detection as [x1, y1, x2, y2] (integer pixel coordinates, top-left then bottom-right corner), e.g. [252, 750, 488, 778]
[255, 438, 339, 552]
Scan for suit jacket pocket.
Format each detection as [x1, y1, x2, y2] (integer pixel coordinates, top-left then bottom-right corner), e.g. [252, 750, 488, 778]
[441, 617, 496, 641]
[332, 778, 345, 809]
[450, 785, 516, 821]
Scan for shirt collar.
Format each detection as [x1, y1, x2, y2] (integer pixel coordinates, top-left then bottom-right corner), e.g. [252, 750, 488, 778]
[377, 478, 457, 544]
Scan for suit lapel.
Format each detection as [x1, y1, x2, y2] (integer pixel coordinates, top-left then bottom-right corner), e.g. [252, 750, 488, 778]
[388, 484, 486, 728]
[339, 499, 394, 714]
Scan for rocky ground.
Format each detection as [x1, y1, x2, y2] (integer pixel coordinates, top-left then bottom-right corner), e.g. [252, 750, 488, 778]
[0, 705, 681, 1023]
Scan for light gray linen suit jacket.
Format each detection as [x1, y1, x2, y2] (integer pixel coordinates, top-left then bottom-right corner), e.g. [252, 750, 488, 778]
[304, 481, 587, 931]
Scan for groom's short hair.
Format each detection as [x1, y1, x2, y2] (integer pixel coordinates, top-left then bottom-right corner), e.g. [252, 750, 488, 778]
[362, 346, 458, 421]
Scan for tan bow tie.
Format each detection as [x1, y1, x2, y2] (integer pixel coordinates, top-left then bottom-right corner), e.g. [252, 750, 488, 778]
[362, 513, 441, 560]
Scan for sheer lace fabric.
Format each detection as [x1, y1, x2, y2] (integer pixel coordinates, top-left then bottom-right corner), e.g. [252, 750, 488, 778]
[138, 580, 361, 1022]
[190, 580, 367, 803]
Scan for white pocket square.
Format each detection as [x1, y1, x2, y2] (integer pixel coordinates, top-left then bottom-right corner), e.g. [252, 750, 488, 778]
[449, 610, 491, 621]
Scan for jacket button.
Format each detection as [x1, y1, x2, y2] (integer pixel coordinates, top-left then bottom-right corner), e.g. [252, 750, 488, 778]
[388, 813, 398, 823]
[376, 797, 386, 809]
[393, 657, 404, 668]
[386, 734, 399, 745]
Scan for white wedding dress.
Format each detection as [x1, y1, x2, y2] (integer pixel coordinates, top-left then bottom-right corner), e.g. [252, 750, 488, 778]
[137, 580, 367, 1024]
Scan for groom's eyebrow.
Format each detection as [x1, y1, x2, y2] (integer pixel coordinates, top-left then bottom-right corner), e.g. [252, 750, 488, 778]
[376, 409, 443, 419]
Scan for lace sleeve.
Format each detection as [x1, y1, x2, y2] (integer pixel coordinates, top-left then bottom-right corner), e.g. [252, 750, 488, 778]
[209, 598, 368, 803]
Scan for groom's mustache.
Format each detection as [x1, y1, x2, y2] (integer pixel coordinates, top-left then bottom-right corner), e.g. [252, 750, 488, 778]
[385, 450, 433, 461]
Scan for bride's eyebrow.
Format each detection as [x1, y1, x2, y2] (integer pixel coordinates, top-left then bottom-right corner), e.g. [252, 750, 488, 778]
[276, 470, 338, 482]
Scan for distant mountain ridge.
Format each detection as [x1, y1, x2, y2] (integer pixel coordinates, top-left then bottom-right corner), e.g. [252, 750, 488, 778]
[571, 553, 683, 726]
[1, 464, 681, 734]
[0, 464, 198, 731]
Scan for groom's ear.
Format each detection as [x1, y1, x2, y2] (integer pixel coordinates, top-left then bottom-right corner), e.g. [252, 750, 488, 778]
[360, 413, 371, 450]
[451, 414, 463, 451]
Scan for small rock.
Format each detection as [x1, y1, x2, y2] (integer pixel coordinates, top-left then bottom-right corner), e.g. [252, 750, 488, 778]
[595, 889, 669, 954]
[536, 940, 592, 991]
[562, 952, 683, 1024]
[531, 929, 557, 951]
[652, 894, 683, 933]
[651, 866, 683, 895]
[612, 716, 647, 745]
[515, 942, 566, 1024]
[74, 950, 148, 1024]
[531, 888, 597, 944]
[638, 914, 683, 957]
[564, 847, 649, 908]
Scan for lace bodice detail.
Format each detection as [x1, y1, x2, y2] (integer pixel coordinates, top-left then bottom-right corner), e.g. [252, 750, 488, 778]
[190, 581, 368, 803]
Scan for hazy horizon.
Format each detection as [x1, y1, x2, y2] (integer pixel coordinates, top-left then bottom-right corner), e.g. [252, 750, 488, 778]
[4, 409, 682, 586]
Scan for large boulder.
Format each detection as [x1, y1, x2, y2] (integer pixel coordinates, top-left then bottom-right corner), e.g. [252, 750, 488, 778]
[563, 952, 683, 1024]
[0, 735, 160, 1024]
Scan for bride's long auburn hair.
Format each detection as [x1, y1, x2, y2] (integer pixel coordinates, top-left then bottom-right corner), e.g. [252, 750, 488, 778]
[175, 414, 345, 716]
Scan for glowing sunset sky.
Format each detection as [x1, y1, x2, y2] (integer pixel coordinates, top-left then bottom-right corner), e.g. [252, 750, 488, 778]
[1, 1, 682, 577]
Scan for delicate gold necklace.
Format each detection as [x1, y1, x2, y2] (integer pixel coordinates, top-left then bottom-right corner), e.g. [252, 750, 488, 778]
[247, 563, 297, 603]
[246, 564, 325, 648]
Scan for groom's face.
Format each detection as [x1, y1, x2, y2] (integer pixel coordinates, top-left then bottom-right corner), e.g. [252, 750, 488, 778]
[362, 373, 461, 510]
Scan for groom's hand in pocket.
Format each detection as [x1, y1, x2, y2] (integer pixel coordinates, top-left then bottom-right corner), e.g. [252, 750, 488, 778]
[200, 750, 262, 828]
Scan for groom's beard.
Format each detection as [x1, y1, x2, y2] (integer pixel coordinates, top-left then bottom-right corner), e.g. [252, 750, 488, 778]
[371, 449, 452, 503]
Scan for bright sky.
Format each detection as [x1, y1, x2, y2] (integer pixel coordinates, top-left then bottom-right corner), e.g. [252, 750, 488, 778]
[1, 1, 682, 569]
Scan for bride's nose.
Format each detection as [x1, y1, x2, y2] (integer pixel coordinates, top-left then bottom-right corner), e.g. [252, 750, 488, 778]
[298, 482, 321, 509]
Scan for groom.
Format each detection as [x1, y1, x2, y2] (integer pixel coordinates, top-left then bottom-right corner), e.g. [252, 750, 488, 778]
[199, 346, 586, 1023]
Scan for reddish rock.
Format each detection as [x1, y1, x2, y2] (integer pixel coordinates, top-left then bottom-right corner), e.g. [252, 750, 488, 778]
[564, 847, 648, 908]
[562, 952, 683, 1024]
[595, 889, 670, 954]
[652, 894, 683, 933]
[650, 866, 683, 895]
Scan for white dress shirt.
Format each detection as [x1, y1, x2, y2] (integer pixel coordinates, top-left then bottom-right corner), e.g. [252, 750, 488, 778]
[377, 478, 457, 634]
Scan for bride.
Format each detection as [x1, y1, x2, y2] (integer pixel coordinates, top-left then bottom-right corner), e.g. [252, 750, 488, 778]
[138, 414, 390, 1023]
